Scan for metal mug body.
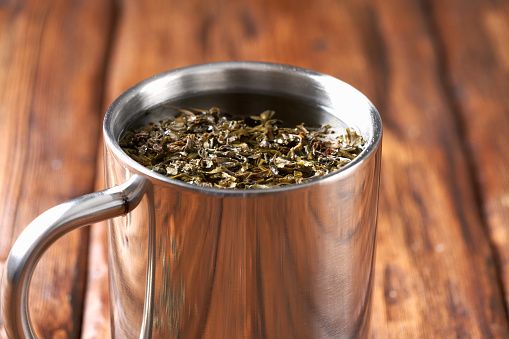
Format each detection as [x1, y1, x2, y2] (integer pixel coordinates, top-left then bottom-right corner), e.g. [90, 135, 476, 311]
[103, 62, 382, 338]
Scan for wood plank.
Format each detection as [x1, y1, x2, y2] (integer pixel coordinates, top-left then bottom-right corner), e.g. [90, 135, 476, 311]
[81, 155, 110, 339]
[82, 0, 509, 337]
[357, 0, 509, 336]
[0, 0, 113, 337]
[104, 0, 374, 95]
[428, 0, 509, 313]
[81, 222, 110, 339]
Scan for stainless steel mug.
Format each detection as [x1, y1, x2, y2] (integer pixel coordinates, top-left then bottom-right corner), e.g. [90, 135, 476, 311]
[1, 62, 382, 338]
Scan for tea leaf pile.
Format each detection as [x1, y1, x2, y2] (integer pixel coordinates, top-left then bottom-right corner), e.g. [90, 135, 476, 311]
[119, 107, 364, 189]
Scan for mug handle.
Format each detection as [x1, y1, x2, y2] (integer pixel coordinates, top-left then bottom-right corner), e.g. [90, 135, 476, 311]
[1, 175, 147, 339]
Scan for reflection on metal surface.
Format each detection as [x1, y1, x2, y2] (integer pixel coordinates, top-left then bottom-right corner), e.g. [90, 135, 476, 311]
[104, 145, 381, 339]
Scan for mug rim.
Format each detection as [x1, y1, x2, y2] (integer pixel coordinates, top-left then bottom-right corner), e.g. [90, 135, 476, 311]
[103, 61, 382, 194]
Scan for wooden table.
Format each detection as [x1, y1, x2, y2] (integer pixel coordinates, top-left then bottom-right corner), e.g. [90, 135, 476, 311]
[1, 0, 509, 337]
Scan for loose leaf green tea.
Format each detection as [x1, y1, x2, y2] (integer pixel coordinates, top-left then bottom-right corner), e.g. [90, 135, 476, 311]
[119, 106, 364, 189]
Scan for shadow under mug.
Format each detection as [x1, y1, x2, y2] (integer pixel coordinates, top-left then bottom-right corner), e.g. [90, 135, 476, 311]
[1, 62, 382, 339]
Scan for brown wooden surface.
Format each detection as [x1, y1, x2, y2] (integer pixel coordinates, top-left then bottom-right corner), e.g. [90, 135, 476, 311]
[1, 0, 509, 337]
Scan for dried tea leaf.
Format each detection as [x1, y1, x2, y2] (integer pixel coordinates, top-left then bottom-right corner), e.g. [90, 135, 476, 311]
[120, 107, 365, 189]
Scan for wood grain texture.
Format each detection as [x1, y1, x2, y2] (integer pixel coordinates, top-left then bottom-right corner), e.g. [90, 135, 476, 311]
[428, 0, 509, 314]
[81, 221, 110, 339]
[0, 0, 507, 337]
[88, 0, 508, 337]
[81, 154, 110, 339]
[364, 0, 509, 335]
[0, 0, 113, 337]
